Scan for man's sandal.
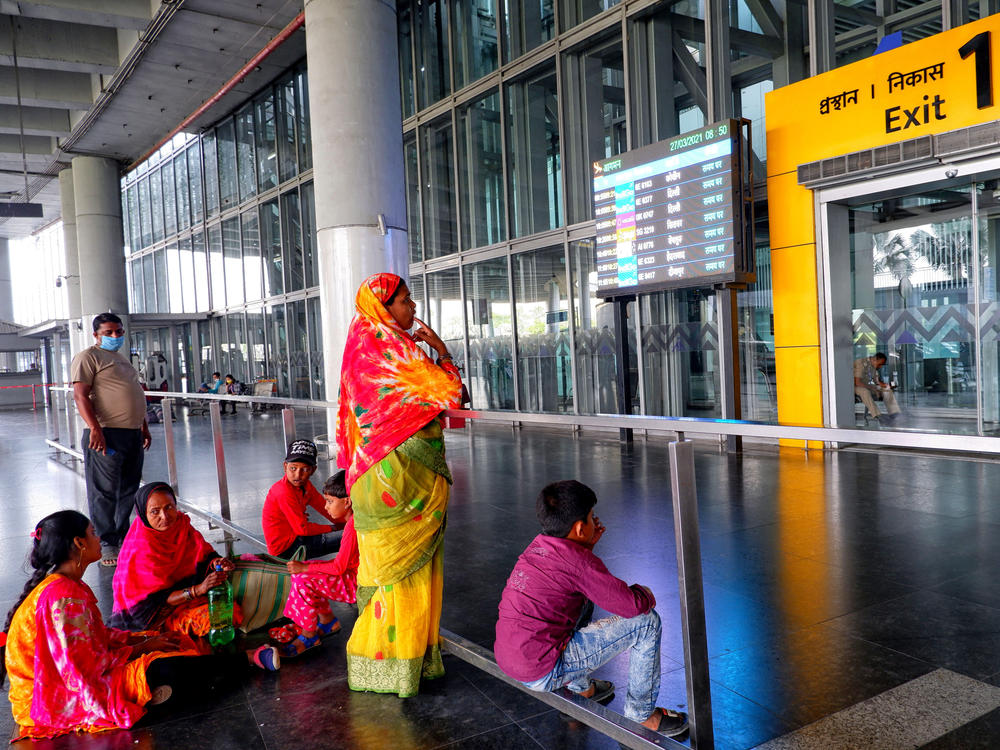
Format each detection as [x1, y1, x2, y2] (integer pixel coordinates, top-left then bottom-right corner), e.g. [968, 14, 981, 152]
[278, 633, 321, 658]
[99, 547, 119, 567]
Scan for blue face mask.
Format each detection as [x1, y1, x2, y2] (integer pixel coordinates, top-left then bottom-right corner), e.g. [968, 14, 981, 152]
[100, 335, 125, 352]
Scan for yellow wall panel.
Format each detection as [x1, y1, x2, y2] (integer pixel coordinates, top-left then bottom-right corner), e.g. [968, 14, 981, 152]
[770, 243, 819, 349]
[767, 173, 816, 251]
[775, 345, 824, 447]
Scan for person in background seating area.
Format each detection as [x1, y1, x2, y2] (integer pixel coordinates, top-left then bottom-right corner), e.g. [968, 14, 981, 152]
[854, 352, 901, 424]
[198, 372, 223, 394]
[221, 374, 240, 414]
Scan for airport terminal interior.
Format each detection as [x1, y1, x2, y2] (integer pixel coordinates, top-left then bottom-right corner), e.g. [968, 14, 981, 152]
[3, 0, 1000, 748]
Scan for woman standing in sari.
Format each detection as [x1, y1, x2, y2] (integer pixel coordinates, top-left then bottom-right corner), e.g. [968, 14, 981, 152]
[337, 273, 462, 697]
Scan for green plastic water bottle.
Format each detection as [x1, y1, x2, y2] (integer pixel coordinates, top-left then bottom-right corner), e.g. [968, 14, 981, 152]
[207, 562, 235, 648]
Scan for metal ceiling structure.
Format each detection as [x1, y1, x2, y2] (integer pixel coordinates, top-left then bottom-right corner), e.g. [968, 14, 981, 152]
[0, 0, 304, 239]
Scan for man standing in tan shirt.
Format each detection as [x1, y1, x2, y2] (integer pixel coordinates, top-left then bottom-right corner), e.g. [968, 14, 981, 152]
[71, 312, 151, 566]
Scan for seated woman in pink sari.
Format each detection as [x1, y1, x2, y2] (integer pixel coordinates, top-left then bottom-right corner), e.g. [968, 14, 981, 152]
[111, 482, 241, 635]
[0, 510, 280, 741]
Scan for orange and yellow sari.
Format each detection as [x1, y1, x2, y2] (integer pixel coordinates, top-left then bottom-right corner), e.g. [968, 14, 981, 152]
[337, 273, 462, 697]
[5, 574, 194, 740]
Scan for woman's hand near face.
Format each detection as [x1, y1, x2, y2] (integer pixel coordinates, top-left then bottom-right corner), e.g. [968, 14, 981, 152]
[411, 317, 448, 356]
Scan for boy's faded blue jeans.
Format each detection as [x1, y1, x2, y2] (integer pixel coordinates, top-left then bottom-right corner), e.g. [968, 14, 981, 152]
[522, 609, 662, 722]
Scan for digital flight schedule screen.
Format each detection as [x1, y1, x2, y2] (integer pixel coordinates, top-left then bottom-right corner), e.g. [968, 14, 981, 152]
[592, 120, 751, 297]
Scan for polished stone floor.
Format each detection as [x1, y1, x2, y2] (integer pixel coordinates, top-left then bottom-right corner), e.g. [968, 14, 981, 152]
[3, 402, 1000, 748]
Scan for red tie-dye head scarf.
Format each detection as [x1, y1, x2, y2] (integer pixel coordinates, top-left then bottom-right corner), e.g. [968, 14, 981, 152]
[336, 273, 462, 489]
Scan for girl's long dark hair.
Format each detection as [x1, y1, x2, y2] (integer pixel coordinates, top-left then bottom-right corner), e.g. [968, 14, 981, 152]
[0, 510, 90, 686]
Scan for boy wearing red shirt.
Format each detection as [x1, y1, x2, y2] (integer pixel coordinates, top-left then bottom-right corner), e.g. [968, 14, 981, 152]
[262, 440, 343, 558]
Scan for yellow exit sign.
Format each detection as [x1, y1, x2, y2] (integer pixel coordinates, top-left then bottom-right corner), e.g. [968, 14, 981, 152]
[766, 16, 1000, 175]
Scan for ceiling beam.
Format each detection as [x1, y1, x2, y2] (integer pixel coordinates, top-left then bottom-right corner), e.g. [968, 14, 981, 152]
[0, 104, 70, 137]
[0, 133, 56, 155]
[0, 17, 120, 75]
[0, 66, 93, 110]
[0, 0, 151, 30]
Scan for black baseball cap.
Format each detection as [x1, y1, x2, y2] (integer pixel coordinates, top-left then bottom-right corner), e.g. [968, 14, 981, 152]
[284, 439, 317, 467]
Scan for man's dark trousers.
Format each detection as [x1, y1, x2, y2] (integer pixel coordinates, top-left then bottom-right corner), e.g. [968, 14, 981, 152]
[83, 427, 144, 548]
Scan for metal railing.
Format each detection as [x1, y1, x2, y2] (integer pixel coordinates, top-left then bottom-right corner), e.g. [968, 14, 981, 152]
[40, 385, 1000, 750]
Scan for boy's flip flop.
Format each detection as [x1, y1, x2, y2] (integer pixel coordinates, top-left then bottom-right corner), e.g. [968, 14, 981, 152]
[278, 633, 321, 659]
[570, 678, 615, 704]
[651, 707, 689, 738]
[268, 623, 300, 644]
[317, 617, 341, 636]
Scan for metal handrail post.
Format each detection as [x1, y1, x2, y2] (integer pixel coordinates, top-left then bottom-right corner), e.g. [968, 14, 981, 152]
[64, 388, 75, 449]
[162, 398, 179, 495]
[209, 401, 232, 538]
[50, 384, 59, 444]
[282, 407, 296, 448]
[669, 440, 714, 749]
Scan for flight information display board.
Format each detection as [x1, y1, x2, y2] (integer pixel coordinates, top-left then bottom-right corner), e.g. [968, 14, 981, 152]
[593, 119, 753, 297]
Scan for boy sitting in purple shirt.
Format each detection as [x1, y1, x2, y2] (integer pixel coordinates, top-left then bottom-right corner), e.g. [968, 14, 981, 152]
[495, 480, 688, 738]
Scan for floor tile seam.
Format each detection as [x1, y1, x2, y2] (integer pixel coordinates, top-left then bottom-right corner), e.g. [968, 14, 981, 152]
[818, 625, 944, 674]
[831, 585, 1000, 624]
[428, 718, 544, 750]
[139, 694, 258, 735]
[841, 445, 1000, 468]
[702, 676, 794, 731]
[243, 691, 272, 750]
[872, 499, 1000, 522]
[244, 675, 352, 703]
[452, 666, 535, 723]
[797, 547, 968, 582]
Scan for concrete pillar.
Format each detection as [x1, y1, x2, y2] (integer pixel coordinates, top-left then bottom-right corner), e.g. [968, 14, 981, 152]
[0, 237, 12, 322]
[59, 168, 86, 355]
[305, 0, 408, 422]
[71, 155, 128, 334]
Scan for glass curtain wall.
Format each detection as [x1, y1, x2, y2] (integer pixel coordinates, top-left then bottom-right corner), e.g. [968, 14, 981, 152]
[426, 268, 465, 375]
[457, 90, 505, 250]
[464, 257, 514, 409]
[563, 37, 626, 224]
[513, 246, 572, 412]
[121, 64, 322, 398]
[452, 0, 498, 88]
[420, 116, 458, 257]
[506, 65, 561, 238]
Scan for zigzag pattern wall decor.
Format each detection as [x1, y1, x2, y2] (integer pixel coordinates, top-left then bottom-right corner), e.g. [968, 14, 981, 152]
[851, 304, 992, 347]
[642, 322, 719, 353]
